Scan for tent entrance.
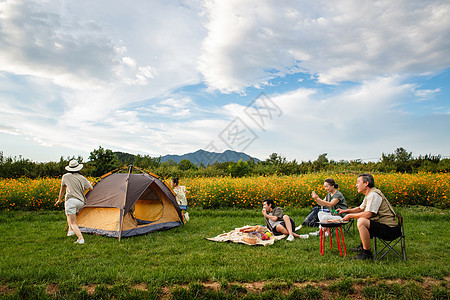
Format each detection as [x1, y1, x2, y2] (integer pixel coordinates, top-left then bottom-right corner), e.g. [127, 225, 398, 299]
[133, 187, 164, 224]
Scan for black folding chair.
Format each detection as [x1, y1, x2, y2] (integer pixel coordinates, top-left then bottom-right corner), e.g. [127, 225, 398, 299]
[342, 219, 355, 235]
[374, 214, 406, 261]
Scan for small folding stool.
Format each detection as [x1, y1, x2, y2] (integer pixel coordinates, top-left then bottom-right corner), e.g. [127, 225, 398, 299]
[318, 221, 348, 257]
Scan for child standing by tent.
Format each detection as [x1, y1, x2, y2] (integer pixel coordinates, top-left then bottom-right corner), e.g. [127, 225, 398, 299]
[172, 177, 189, 222]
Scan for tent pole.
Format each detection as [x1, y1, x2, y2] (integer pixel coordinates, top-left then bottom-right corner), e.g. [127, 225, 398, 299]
[119, 165, 133, 241]
[118, 209, 123, 241]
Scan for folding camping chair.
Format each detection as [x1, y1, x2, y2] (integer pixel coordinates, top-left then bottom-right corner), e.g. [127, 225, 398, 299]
[374, 214, 406, 261]
[342, 219, 355, 235]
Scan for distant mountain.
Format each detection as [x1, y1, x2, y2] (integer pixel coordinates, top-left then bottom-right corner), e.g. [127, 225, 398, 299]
[160, 149, 260, 166]
[114, 149, 260, 166]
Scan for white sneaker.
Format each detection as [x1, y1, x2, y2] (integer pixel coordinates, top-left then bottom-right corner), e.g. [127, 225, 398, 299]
[287, 235, 295, 241]
[309, 231, 320, 236]
[184, 212, 189, 222]
[299, 234, 309, 239]
[294, 225, 302, 232]
[74, 239, 84, 244]
[67, 231, 75, 236]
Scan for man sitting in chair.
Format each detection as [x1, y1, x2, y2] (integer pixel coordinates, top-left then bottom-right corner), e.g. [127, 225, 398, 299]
[336, 173, 401, 260]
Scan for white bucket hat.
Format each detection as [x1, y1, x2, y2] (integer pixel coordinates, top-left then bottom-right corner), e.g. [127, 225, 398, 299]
[65, 159, 83, 172]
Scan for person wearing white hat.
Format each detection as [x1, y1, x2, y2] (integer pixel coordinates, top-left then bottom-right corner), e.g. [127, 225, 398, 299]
[55, 159, 93, 244]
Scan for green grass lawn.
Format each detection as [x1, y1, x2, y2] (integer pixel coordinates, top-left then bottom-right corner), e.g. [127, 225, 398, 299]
[0, 206, 449, 299]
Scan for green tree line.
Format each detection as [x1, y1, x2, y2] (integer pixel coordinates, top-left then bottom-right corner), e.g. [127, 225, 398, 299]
[0, 146, 449, 179]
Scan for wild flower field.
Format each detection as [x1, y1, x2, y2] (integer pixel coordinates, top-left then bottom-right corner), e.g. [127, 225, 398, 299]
[0, 177, 97, 211]
[183, 172, 449, 209]
[1, 172, 448, 211]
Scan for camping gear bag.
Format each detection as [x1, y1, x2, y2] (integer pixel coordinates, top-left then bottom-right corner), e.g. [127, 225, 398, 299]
[302, 206, 321, 227]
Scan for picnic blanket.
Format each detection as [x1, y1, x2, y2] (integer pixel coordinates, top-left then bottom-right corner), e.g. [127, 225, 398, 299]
[206, 225, 286, 246]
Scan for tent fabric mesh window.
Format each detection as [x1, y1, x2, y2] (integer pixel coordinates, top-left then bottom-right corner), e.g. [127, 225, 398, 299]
[76, 166, 183, 239]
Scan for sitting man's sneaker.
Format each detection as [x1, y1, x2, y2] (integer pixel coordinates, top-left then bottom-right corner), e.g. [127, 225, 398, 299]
[67, 231, 75, 236]
[286, 235, 295, 241]
[350, 243, 363, 252]
[294, 225, 302, 232]
[351, 249, 373, 260]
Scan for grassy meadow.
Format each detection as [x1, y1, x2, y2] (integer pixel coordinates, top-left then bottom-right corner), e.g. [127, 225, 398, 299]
[0, 172, 449, 298]
[0, 206, 449, 299]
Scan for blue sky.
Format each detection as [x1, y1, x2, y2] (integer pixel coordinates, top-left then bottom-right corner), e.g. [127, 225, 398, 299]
[0, 0, 449, 163]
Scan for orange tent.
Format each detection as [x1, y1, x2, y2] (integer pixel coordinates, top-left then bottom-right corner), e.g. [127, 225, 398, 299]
[77, 166, 183, 239]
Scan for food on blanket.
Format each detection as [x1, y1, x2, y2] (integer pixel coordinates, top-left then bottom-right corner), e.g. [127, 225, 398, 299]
[207, 228, 281, 245]
[240, 225, 260, 233]
[257, 226, 267, 233]
[266, 232, 272, 237]
[261, 233, 270, 240]
[239, 226, 251, 232]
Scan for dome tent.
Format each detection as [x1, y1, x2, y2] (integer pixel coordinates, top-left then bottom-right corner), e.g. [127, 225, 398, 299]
[77, 166, 183, 239]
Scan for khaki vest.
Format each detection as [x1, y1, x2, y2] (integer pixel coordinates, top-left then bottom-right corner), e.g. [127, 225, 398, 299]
[366, 188, 398, 227]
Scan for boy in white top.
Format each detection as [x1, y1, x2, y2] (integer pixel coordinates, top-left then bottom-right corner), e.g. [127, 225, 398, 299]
[262, 199, 303, 241]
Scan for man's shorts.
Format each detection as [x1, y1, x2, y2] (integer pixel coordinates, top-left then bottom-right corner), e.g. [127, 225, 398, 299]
[65, 198, 84, 215]
[272, 217, 296, 236]
[369, 220, 401, 241]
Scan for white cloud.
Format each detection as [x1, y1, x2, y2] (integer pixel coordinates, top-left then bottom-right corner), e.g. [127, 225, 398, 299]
[226, 76, 449, 161]
[199, 0, 450, 91]
[0, 0, 448, 163]
[0, 1, 118, 89]
[0, 125, 21, 136]
[0, 0, 205, 108]
[413, 88, 441, 101]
